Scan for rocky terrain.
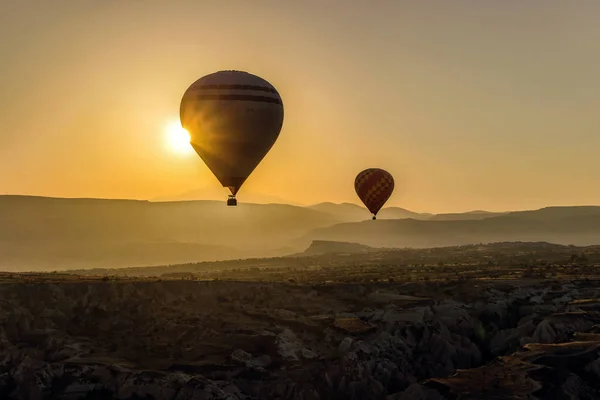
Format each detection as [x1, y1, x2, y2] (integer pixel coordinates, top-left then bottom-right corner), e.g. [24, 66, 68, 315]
[3, 243, 600, 399]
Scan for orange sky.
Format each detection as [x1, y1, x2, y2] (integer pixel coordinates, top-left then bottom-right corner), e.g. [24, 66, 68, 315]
[1, 1, 600, 213]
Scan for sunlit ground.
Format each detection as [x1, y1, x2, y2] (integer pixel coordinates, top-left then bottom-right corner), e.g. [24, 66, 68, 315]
[165, 121, 195, 156]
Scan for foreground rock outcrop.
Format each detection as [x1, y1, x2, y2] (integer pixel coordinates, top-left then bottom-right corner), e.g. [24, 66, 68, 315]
[2, 277, 600, 399]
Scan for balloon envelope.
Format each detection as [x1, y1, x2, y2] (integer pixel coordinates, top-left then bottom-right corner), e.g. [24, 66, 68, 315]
[180, 70, 284, 196]
[354, 168, 395, 217]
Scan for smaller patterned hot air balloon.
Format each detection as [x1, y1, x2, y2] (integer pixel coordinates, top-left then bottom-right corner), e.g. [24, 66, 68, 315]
[354, 168, 395, 220]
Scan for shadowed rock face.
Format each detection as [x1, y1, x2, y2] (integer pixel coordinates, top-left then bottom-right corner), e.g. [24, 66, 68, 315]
[2, 277, 600, 399]
[424, 338, 600, 400]
[292, 240, 376, 257]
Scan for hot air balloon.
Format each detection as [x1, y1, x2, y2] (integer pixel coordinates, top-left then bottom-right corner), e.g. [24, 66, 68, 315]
[354, 168, 395, 220]
[180, 70, 284, 206]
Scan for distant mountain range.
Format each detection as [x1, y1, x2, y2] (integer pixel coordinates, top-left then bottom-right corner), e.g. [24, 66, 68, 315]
[301, 206, 600, 249]
[2, 194, 600, 271]
[151, 186, 302, 206]
[307, 202, 432, 221]
[428, 210, 508, 221]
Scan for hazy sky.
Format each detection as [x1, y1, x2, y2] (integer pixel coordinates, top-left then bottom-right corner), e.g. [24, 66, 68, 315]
[1, 0, 599, 213]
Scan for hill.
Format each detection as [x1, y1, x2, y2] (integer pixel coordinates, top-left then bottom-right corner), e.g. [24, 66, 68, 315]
[301, 206, 600, 248]
[288, 240, 378, 257]
[3, 195, 600, 272]
[57, 240, 597, 278]
[307, 202, 369, 222]
[9, 196, 440, 271]
[0, 195, 339, 271]
[308, 202, 431, 221]
[151, 186, 301, 205]
[429, 210, 508, 221]
[378, 206, 433, 220]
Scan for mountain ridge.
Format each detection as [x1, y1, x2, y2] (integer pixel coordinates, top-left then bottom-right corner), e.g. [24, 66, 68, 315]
[301, 206, 600, 249]
[2, 194, 600, 271]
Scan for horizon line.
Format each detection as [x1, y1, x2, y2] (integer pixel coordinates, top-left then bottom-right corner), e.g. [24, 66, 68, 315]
[1, 193, 599, 215]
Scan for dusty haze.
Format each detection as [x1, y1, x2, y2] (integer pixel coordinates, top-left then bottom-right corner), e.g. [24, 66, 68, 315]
[3, 195, 600, 272]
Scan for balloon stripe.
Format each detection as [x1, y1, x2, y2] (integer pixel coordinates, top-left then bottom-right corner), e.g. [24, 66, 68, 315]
[195, 84, 278, 93]
[195, 94, 283, 105]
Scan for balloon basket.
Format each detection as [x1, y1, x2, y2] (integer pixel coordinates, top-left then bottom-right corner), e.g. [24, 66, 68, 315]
[227, 196, 238, 207]
[372, 216, 376, 220]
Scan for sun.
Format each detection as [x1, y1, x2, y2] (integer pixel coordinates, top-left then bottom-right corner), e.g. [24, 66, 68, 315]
[165, 121, 194, 155]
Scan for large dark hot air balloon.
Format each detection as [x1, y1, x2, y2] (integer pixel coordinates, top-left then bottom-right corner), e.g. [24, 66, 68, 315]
[180, 70, 284, 206]
[354, 168, 395, 220]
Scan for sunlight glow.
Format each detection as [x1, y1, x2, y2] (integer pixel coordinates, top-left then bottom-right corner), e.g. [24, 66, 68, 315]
[165, 121, 194, 155]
